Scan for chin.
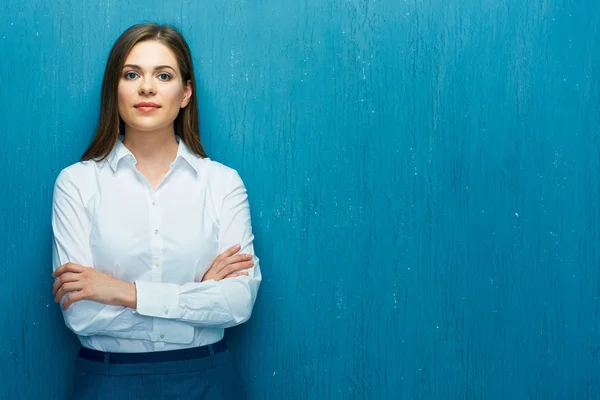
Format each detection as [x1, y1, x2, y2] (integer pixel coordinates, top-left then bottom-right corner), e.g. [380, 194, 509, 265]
[124, 120, 171, 133]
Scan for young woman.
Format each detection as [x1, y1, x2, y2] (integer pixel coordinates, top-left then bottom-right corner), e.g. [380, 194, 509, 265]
[51, 23, 261, 399]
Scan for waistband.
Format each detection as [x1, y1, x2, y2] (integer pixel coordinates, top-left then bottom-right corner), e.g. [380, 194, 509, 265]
[77, 338, 228, 364]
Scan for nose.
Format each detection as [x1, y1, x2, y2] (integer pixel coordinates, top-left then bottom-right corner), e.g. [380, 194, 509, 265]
[138, 76, 156, 96]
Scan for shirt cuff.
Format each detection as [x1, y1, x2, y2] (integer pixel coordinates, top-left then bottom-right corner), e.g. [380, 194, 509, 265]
[135, 280, 181, 319]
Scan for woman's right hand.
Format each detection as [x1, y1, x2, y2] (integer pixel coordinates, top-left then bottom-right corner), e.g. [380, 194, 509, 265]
[201, 244, 254, 282]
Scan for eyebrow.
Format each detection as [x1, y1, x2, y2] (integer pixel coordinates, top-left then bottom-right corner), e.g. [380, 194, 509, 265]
[122, 64, 177, 73]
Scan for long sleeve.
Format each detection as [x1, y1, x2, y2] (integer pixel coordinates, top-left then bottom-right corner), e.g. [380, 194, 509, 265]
[52, 168, 194, 344]
[134, 169, 262, 328]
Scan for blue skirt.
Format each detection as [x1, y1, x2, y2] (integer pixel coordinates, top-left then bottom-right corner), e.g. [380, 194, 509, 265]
[71, 341, 244, 399]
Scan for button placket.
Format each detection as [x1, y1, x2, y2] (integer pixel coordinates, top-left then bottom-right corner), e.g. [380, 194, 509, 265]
[148, 191, 165, 350]
[148, 193, 163, 282]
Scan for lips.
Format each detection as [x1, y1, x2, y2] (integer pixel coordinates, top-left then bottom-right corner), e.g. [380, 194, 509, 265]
[135, 102, 161, 108]
[134, 102, 161, 113]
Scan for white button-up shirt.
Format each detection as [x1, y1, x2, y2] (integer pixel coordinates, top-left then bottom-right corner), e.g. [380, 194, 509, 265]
[51, 136, 261, 352]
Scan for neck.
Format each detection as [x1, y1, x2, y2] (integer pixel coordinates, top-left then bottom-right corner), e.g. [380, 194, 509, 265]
[122, 126, 179, 168]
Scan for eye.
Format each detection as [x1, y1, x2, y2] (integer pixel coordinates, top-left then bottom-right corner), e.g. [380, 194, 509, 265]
[158, 73, 172, 81]
[124, 72, 138, 80]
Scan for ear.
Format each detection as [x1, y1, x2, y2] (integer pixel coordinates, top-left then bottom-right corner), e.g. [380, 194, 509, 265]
[181, 80, 192, 108]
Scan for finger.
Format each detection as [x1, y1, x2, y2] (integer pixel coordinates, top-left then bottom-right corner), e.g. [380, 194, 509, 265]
[215, 254, 253, 274]
[62, 291, 87, 311]
[56, 282, 85, 303]
[55, 282, 82, 303]
[53, 262, 83, 278]
[213, 244, 241, 265]
[52, 272, 79, 294]
[226, 254, 254, 264]
[225, 272, 249, 279]
[53, 272, 83, 295]
[53, 263, 76, 278]
[208, 244, 240, 270]
[217, 260, 255, 280]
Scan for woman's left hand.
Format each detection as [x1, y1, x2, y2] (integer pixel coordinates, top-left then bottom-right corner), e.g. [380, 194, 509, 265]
[52, 262, 136, 310]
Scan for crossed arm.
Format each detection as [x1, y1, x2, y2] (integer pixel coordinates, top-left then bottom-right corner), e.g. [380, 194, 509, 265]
[52, 245, 254, 310]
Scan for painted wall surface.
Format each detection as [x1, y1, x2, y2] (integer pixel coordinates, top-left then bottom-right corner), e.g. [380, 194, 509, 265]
[1, 1, 599, 399]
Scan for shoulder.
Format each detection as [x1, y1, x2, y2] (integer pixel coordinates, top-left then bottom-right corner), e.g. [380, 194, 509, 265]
[198, 158, 247, 201]
[53, 160, 100, 203]
[199, 158, 244, 185]
[55, 160, 98, 186]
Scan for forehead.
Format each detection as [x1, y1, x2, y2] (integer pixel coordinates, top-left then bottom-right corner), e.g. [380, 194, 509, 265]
[124, 40, 178, 69]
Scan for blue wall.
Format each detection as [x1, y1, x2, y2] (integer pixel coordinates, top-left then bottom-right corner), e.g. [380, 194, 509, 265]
[1, 1, 599, 398]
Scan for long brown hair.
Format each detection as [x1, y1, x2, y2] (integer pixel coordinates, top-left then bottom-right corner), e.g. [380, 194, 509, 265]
[81, 23, 206, 161]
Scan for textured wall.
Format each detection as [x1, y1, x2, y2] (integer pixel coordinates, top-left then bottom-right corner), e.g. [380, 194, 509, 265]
[1, 1, 599, 399]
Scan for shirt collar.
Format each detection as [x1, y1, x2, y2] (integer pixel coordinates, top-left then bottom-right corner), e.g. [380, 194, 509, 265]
[106, 135, 199, 174]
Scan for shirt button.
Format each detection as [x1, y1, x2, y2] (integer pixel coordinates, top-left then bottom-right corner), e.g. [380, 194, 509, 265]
[154, 229, 159, 235]
[164, 309, 169, 315]
[160, 333, 164, 339]
[152, 202, 156, 206]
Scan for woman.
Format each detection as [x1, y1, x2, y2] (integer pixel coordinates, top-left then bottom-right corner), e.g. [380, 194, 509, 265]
[51, 23, 261, 399]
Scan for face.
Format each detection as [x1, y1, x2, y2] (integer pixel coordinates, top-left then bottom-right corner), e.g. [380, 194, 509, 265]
[117, 40, 192, 134]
